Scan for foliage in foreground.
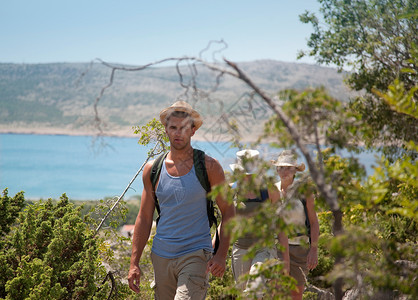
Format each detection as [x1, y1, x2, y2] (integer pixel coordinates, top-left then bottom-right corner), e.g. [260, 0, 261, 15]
[299, 0, 418, 159]
[0, 190, 130, 299]
[262, 82, 417, 297]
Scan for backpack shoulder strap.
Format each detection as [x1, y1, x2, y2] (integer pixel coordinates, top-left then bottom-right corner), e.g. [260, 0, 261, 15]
[300, 198, 311, 242]
[150, 152, 168, 224]
[193, 148, 220, 255]
[193, 148, 211, 193]
[260, 188, 269, 202]
[150, 152, 168, 192]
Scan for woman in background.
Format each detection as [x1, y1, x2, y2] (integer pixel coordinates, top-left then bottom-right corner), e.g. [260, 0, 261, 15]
[273, 150, 319, 300]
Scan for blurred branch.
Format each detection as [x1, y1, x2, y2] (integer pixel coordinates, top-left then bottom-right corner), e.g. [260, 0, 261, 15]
[223, 59, 342, 234]
[93, 142, 161, 236]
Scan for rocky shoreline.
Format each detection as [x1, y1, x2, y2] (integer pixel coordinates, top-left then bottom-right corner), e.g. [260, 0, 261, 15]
[0, 126, 260, 142]
[0, 126, 138, 138]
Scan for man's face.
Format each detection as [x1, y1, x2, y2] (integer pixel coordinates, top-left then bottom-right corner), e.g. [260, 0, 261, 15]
[165, 116, 195, 150]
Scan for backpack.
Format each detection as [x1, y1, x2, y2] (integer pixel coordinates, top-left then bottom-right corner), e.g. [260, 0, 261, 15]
[300, 198, 311, 243]
[150, 148, 220, 254]
[244, 188, 269, 203]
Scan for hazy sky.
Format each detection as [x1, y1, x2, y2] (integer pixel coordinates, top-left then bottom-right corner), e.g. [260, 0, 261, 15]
[1, 0, 321, 65]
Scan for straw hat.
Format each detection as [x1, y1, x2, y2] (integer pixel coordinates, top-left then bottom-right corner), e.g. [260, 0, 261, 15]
[271, 150, 305, 172]
[229, 149, 260, 175]
[159, 101, 203, 130]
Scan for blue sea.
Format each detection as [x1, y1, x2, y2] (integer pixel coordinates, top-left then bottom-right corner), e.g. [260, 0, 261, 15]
[0, 134, 378, 200]
[0, 134, 240, 200]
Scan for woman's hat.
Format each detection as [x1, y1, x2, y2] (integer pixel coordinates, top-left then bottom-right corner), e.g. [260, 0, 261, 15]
[159, 101, 203, 130]
[229, 149, 260, 175]
[271, 150, 305, 172]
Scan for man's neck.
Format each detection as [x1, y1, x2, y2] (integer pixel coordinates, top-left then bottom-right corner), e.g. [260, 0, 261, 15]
[168, 145, 194, 162]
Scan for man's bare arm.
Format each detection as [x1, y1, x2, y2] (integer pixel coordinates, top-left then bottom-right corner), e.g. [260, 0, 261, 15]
[128, 162, 156, 293]
[205, 156, 235, 277]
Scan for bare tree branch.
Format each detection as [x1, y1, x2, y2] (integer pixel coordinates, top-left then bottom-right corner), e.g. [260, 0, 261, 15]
[223, 59, 341, 224]
[93, 142, 162, 236]
[94, 271, 116, 300]
[91, 55, 237, 133]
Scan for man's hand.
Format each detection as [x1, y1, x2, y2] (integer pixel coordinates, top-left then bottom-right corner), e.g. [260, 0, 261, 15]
[128, 265, 142, 293]
[206, 254, 226, 277]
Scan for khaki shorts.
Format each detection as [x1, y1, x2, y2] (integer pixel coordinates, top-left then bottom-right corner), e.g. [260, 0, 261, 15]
[278, 244, 309, 286]
[151, 249, 212, 300]
[232, 245, 277, 297]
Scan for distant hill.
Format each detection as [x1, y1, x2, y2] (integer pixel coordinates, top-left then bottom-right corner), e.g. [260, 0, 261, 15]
[0, 60, 352, 140]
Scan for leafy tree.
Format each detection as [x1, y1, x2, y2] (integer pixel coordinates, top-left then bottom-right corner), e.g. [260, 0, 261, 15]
[261, 80, 417, 298]
[0, 189, 25, 237]
[0, 189, 25, 297]
[0, 191, 118, 299]
[295, 4, 418, 296]
[299, 0, 418, 158]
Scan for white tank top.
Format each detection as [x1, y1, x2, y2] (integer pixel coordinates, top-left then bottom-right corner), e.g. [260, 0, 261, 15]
[276, 181, 309, 245]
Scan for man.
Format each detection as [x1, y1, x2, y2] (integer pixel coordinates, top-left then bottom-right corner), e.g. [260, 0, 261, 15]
[128, 101, 235, 299]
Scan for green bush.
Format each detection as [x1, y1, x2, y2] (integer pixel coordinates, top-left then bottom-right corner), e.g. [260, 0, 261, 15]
[0, 190, 113, 299]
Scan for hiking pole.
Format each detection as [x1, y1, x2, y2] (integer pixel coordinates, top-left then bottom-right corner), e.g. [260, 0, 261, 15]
[94, 142, 160, 236]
